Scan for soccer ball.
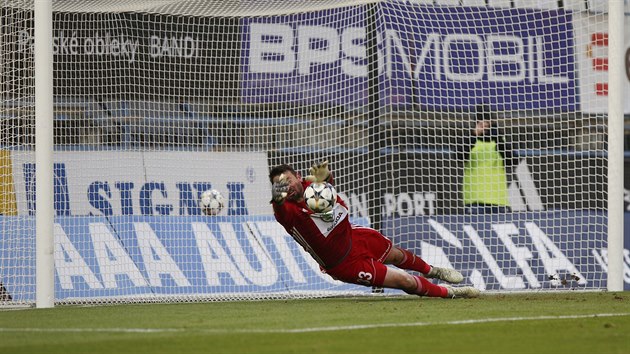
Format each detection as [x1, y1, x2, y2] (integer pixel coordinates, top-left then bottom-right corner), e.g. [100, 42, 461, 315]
[303, 182, 337, 213]
[199, 189, 226, 215]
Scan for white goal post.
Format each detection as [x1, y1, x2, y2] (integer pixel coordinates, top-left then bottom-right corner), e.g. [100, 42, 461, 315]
[607, 0, 624, 292]
[0, 0, 625, 307]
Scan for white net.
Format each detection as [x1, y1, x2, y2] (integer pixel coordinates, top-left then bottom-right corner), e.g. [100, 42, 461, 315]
[0, 0, 624, 306]
[1, 2, 35, 305]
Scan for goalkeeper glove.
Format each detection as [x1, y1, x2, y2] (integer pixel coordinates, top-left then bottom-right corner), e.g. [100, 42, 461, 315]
[271, 174, 289, 204]
[304, 160, 331, 183]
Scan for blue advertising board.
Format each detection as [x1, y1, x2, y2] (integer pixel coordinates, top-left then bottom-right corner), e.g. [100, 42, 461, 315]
[381, 5, 577, 111]
[0, 211, 626, 302]
[241, 4, 577, 111]
[241, 6, 367, 107]
[383, 211, 628, 291]
[0, 216, 366, 302]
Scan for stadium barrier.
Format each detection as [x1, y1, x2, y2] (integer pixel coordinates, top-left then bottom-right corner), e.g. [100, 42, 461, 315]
[0, 211, 627, 303]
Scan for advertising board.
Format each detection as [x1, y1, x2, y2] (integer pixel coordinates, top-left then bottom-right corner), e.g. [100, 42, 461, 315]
[573, 13, 630, 114]
[380, 4, 577, 111]
[9, 151, 271, 216]
[242, 4, 577, 111]
[0, 211, 625, 302]
[383, 211, 628, 291]
[269, 151, 606, 218]
[5, 11, 241, 98]
[3, 5, 599, 112]
[0, 215, 363, 301]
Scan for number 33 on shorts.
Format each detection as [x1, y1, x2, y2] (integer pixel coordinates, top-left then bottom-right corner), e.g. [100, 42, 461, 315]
[357, 271, 373, 285]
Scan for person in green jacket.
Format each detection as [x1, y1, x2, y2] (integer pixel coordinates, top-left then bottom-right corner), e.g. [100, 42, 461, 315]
[457, 106, 516, 214]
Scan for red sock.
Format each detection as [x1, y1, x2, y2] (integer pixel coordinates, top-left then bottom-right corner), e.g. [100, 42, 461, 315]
[397, 248, 431, 274]
[406, 275, 449, 298]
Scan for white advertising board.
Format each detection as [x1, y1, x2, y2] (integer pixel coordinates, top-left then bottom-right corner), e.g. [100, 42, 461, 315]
[10, 151, 272, 216]
[574, 13, 630, 114]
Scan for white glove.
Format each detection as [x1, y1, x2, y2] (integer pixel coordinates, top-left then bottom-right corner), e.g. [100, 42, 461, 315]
[304, 160, 331, 183]
[271, 174, 289, 204]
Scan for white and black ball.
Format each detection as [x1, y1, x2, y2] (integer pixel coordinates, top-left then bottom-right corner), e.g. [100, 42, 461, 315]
[303, 182, 337, 213]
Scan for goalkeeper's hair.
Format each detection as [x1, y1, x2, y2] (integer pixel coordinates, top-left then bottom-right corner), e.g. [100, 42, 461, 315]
[269, 164, 297, 183]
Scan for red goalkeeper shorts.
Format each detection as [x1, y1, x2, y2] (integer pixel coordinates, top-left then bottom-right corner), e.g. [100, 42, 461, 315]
[325, 225, 393, 287]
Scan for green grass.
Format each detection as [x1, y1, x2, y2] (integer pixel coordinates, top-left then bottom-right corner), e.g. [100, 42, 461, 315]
[1, 292, 629, 354]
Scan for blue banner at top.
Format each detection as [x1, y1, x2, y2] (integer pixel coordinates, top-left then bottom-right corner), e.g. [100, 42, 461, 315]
[382, 5, 577, 111]
[241, 5, 368, 107]
[241, 3, 577, 111]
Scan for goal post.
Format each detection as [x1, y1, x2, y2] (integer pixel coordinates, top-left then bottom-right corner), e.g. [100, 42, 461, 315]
[0, 0, 626, 307]
[607, 0, 624, 292]
[34, 0, 54, 309]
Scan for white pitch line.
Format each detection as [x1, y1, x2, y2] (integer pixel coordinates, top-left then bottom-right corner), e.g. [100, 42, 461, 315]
[1, 313, 628, 334]
[0, 327, 183, 333]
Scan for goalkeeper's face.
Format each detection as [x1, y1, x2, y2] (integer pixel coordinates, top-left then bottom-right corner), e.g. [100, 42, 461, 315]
[276, 171, 304, 202]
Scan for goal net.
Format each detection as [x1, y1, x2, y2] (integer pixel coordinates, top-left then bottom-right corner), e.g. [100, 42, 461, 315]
[0, 0, 624, 306]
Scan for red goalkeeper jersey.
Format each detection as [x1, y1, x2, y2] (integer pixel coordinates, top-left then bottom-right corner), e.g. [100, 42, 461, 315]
[272, 181, 352, 269]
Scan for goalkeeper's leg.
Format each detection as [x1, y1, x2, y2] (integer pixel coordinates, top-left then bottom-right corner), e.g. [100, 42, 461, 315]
[382, 268, 479, 299]
[385, 247, 464, 284]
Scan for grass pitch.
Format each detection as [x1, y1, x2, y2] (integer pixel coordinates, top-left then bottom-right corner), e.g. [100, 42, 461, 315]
[1, 292, 628, 354]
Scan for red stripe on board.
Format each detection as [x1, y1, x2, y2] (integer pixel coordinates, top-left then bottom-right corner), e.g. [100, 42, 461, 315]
[591, 33, 608, 46]
[592, 57, 608, 71]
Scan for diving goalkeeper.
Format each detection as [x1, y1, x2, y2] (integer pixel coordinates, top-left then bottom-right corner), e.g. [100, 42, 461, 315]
[269, 160, 480, 299]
